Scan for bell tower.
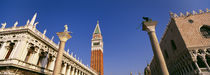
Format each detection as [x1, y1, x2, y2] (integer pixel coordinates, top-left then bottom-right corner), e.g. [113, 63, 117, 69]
[91, 21, 104, 75]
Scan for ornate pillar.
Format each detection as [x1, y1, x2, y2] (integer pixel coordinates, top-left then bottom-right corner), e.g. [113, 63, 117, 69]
[48, 57, 56, 71]
[61, 63, 67, 75]
[66, 65, 71, 75]
[53, 25, 71, 75]
[0, 42, 7, 59]
[142, 18, 169, 75]
[71, 67, 75, 75]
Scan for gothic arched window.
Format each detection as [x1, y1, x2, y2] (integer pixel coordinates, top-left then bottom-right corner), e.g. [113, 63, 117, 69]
[200, 25, 210, 38]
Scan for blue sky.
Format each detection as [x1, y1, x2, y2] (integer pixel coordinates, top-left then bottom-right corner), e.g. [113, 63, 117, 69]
[0, 0, 209, 75]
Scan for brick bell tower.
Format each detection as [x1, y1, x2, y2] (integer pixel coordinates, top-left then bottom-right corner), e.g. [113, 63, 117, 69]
[91, 21, 104, 75]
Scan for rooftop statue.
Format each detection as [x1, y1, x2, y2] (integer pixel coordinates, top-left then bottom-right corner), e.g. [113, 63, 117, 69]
[142, 17, 152, 22]
[142, 17, 157, 31]
[14, 21, 18, 27]
[1, 22, 7, 29]
[64, 25, 68, 32]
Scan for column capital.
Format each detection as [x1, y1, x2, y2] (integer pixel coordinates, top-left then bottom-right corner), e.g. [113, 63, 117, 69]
[142, 19, 158, 32]
[56, 31, 71, 42]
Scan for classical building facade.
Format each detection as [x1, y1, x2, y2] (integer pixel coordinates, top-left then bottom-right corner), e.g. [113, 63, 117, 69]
[0, 13, 97, 75]
[145, 9, 210, 75]
[90, 21, 104, 75]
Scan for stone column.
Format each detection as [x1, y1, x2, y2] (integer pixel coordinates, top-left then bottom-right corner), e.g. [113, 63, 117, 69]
[66, 65, 71, 75]
[75, 69, 78, 75]
[0, 42, 7, 59]
[53, 25, 71, 75]
[48, 57, 56, 71]
[9, 41, 20, 59]
[78, 70, 81, 75]
[61, 63, 67, 75]
[20, 42, 29, 61]
[29, 47, 40, 64]
[71, 67, 75, 75]
[142, 18, 169, 75]
[81, 72, 83, 75]
[11, 39, 28, 60]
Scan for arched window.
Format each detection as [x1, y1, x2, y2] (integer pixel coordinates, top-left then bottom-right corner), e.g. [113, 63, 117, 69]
[200, 25, 210, 38]
[5, 43, 15, 59]
[197, 56, 206, 68]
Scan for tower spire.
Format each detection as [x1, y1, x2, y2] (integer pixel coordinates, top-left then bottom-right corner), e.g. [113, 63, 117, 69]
[91, 20, 104, 75]
[29, 13, 37, 26]
[97, 20, 99, 24]
[94, 20, 101, 34]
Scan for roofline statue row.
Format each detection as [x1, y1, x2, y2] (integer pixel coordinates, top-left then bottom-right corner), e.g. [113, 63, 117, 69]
[170, 8, 210, 18]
